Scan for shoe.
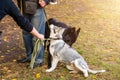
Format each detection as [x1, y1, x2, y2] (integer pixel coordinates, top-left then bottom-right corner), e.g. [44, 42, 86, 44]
[17, 57, 30, 63]
[33, 63, 43, 69]
[27, 62, 43, 69]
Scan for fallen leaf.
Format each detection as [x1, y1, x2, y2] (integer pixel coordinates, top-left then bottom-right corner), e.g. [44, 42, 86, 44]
[12, 78, 17, 80]
[13, 59, 16, 62]
[92, 75, 97, 79]
[1, 56, 4, 58]
[3, 37, 7, 42]
[6, 69, 12, 74]
[7, 50, 10, 53]
[36, 73, 41, 79]
[3, 67, 9, 71]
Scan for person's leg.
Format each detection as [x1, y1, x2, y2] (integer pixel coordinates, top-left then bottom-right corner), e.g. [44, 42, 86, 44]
[17, 14, 33, 63]
[22, 30, 33, 58]
[31, 8, 46, 67]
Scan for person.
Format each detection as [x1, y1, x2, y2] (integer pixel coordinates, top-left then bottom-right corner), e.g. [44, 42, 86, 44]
[0, 0, 44, 41]
[16, 0, 51, 68]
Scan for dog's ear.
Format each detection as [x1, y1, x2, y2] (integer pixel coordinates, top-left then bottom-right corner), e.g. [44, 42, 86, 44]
[76, 28, 80, 37]
[71, 27, 75, 33]
[48, 18, 57, 25]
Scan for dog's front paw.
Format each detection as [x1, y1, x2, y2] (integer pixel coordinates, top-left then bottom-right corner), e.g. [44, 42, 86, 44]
[46, 69, 52, 72]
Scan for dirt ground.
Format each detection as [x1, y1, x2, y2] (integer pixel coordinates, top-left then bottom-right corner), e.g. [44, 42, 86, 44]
[0, 0, 120, 80]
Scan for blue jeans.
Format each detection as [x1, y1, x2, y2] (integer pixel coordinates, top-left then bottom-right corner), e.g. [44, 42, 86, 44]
[22, 9, 46, 64]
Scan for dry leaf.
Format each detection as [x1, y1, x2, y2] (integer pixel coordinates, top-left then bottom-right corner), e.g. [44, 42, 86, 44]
[92, 75, 97, 79]
[1, 56, 4, 58]
[3, 67, 9, 71]
[12, 78, 17, 80]
[7, 50, 10, 53]
[36, 73, 41, 78]
[3, 37, 7, 42]
[13, 59, 16, 62]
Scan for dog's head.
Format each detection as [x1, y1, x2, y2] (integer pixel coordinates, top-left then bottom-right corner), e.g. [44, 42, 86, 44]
[49, 24, 65, 39]
[63, 27, 80, 46]
[45, 18, 80, 46]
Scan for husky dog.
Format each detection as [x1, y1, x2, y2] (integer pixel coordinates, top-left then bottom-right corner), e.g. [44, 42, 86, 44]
[45, 18, 80, 68]
[45, 24, 106, 77]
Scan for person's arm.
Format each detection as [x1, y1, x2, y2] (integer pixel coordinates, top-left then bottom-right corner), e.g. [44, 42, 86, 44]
[7, 0, 44, 40]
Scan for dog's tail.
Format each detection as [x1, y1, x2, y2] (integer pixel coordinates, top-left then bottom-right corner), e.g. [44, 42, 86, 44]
[87, 68, 106, 74]
[74, 59, 106, 75]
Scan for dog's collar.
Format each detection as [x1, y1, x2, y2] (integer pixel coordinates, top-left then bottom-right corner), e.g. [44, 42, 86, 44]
[44, 37, 62, 41]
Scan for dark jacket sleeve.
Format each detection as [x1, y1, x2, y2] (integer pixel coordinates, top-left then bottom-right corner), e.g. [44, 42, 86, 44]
[7, 0, 33, 32]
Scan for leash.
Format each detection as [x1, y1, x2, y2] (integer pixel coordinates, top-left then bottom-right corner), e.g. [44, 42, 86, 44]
[45, 37, 62, 40]
[30, 39, 44, 69]
[18, 0, 24, 49]
[20, 0, 23, 14]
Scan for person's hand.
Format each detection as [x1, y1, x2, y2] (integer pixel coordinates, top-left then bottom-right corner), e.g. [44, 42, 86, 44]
[39, 0, 46, 7]
[39, 34, 44, 40]
[30, 27, 45, 40]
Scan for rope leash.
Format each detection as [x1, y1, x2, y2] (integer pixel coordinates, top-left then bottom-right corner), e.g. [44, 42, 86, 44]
[29, 39, 44, 69]
[19, 0, 24, 49]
